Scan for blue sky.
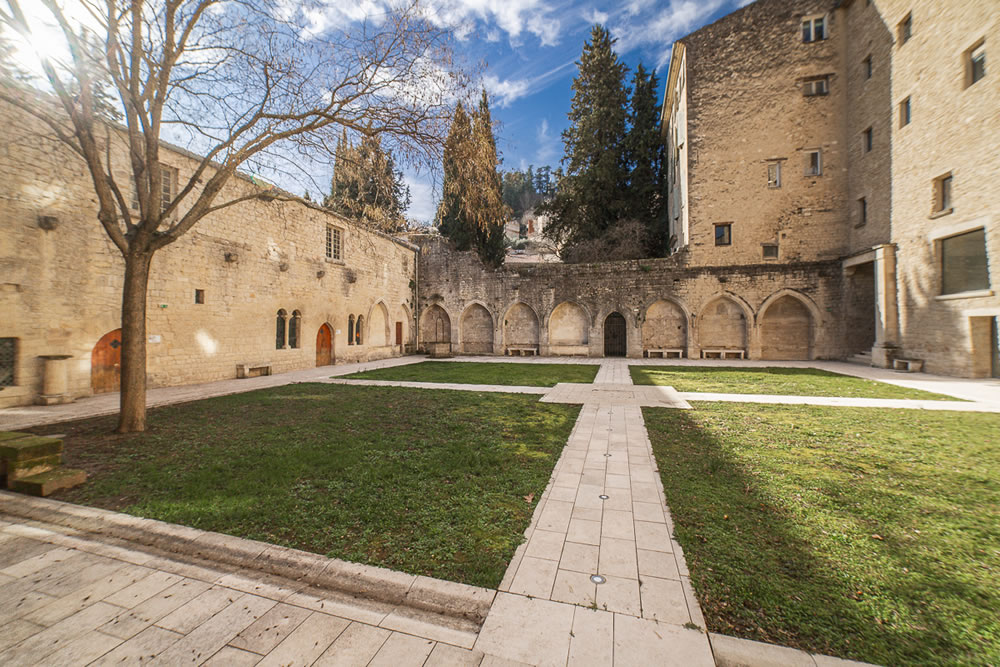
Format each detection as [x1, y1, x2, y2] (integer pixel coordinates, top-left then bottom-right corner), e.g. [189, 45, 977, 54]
[403, 0, 751, 222]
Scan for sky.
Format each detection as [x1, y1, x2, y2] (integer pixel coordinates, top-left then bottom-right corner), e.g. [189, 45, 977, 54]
[402, 0, 753, 223]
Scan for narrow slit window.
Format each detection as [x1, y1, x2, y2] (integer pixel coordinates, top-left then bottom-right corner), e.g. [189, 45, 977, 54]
[276, 310, 287, 349]
[967, 40, 986, 87]
[355, 315, 364, 345]
[806, 150, 822, 176]
[934, 173, 953, 213]
[194, 289, 205, 304]
[900, 97, 912, 126]
[863, 127, 873, 153]
[858, 197, 868, 226]
[289, 310, 301, 349]
[348, 315, 355, 345]
[898, 13, 912, 45]
[767, 162, 782, 188]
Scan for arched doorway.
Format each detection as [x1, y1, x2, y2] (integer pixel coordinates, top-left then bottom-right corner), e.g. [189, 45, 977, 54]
[316, 323, 333, 366]
[91, 329, 122, 393]
[604, 313, 627, 357]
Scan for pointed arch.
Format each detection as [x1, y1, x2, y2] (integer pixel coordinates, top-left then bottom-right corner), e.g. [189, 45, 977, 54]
[367, 301, 391, 347]
[642, 299, 688, 353]
[502, 301, 540, 353]
[758, 290, 817, 360]
[460, 302, 495, 354]
[697, 294, 751, 353]
[548, 301, 590, 355]
[420, 304, 452, 343]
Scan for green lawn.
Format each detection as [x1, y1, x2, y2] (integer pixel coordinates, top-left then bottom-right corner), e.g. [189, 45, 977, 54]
[644, 403, 1000, 665]
[630, 365, 962, 400]
[34, 384, 579, 588]
[344, 360, 600, 387]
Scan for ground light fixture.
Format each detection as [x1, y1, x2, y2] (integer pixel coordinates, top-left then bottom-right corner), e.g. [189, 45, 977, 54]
[591, 575, 607, 584]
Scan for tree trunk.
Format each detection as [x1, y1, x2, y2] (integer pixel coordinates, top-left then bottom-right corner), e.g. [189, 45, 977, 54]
[117, 249, 153, 433]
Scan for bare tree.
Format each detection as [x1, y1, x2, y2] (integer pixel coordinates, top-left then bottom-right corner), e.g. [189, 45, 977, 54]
[0, 0, 464, 432]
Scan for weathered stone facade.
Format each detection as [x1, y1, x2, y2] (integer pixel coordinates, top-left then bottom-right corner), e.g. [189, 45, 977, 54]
[0, 99, 417, 408]
[414, 236, 844, 361]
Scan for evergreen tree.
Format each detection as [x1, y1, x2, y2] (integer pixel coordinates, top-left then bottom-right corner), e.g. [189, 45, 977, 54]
[541, 24, 630, 251]
[325, 129, 408, 231]
[624, 63, 668, 255]
[471, 90, 508, 268]
[436, 103, 475, 250]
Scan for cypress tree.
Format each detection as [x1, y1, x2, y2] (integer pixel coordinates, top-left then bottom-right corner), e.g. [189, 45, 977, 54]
[471, 90, 508, 268]
[436, 102, 475, 250]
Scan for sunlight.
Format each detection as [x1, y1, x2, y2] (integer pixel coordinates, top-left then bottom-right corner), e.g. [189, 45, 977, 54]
[195, 330, 219, 356]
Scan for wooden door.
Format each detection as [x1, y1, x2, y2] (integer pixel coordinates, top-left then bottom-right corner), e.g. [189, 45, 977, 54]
[91, 329, 122, 393]
[395, 321, 403, 346]
[604, 313, 627, 357]
[316, 324, 333, 366]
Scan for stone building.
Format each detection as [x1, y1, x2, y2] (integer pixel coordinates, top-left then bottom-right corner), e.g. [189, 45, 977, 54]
[0, 99, 417, 408]
[662, 0, 998, 377]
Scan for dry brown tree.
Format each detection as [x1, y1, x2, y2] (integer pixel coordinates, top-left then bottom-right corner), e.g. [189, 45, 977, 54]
[0, 0, 465, 432]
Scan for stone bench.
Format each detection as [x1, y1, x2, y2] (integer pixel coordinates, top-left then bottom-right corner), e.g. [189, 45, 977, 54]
[701, 349, 745, 360]
[506, 347, 538, 357]
[893, 358, 924, 373]
[236, 363, 272, 379]
[645, 348, 684, 359]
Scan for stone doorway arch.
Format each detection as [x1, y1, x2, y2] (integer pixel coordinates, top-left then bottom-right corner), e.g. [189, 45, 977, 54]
[316, 323, 333, 366]
[604, 313, 627, 357]
[91, 329, 122, 393]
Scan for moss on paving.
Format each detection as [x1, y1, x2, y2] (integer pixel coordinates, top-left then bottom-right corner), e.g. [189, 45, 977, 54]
[644, 403, 1000, 665]
[345, 360, 599, 387]
[35, 384, 579, 588]
[630, 365, 962, 400]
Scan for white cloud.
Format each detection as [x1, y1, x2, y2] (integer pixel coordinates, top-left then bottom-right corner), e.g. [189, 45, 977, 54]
[483, 75, 532, 107]
[403, 170, 437, 224]
[534, 118, 560, 165]
[610, 0, 731, 67]
[583, 9, 609, 25]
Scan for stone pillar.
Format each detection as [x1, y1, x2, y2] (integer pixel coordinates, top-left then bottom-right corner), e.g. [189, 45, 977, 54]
[871, 244, 900, 367]
[37, 355, 74, 405]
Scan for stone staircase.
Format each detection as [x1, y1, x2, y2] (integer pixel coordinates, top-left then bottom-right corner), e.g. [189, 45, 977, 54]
[0, 431, 86, 496]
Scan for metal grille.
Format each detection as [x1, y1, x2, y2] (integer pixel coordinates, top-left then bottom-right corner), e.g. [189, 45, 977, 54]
[604, 314, 626, 357]
[0, 338, 15, 387]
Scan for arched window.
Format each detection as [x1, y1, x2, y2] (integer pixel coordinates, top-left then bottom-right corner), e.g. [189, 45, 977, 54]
[276, 309, 287, 349]
[348, 315, 355, 345]
[356, 315, 364, 345]
[289, 310, 301, 349]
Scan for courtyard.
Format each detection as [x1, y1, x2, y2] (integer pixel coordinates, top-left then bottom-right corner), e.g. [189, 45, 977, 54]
[1, 355, 998, 665]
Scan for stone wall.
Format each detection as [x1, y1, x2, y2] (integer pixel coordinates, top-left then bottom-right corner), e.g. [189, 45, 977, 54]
[0, 98, 417, 407]
[415, 236, 846, 361]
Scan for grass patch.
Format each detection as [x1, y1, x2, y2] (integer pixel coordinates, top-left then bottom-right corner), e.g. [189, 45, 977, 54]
[630, 366, 961, 400]
[345, 360, 599, 387]
[645, 403, 1000, 665]
[32, 384, 579, 588]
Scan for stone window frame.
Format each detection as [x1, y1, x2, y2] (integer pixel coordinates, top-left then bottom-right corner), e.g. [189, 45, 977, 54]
[289, 310, 302, 349]
[714, 223, 732, 247]
[130, 163, 178, 216]
[276, 309, 287, 349]
[767, 161, 782, 188]
[325, 225, 344, 262]
[862, 126, 874, 153]
[928, 224, 992, 298]
[964, 39, 986, 89]
[194, 289, 205, 304]
[931, 172, 954, 217]
[0, 337, 16, 388]
[805, 149, 823, 177]
[801, 76, 830, 97]
[899, 96, 912, 127]
[761, 243, 779, 260]
[897, 12, 912, 46]
[801, 14, 827, 43]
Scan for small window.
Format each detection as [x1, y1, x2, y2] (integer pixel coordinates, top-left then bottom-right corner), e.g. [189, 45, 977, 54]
[714, 223, 732, 246]
[0, 338, 15, 387]
[966, 40, 986, 87]
[762, 244, 779, 259]
[289, 310, 301, 349]
[355, 315, 364, 345]
[858, 197, 868, 226]
[863, 127, 873, 153]
[276, 309, 287, 349]
[130, 164, 177, 214]
[900, 97, 912, 126]
[934, 173, 953, 213]
[802, 77, 829, 96]
[898, 13, 912, 45]
[802, 16, 826, 43]
[806, 150, 822, 176]
[194, 289, 205, 304]
[941, 228, 990, 295]
[348, 315, 355, 345]
[767, 162, 782, 188]
[863, 55, 873, 79]
[326, 225, 343, 260]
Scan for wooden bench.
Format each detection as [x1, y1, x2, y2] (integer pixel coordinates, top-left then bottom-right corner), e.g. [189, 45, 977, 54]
[645, 348, 684, 359]
[236, 363, 272, 379]
[506, 347, 538, 357]
[892, 358, 924, 372]
[701, 349, 745, 360]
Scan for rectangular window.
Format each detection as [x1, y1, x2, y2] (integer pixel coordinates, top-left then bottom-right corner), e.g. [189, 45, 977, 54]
[863, 55, 873, 79]
[967, 40, 986, 87]
[762, 244, 779, 259]
[806, 150, 822, 176]
[858, 197, 868, 226]
[941, 228, 990, 295]
[714, 223, 732, 246]
[802, 77, 829, 96]
[863, 127, 873, 153]
[767, 162, 782, 188]
[900, 97, 912, 126]
[195, 289, 205, 304]
[0, 338, 15, 387]
[898, 13, 912, 45]
[130, 164, 177, 213]
[326, 225, 343, 260]
[934, 173, 953, 213]
[802, 16, 826, 43]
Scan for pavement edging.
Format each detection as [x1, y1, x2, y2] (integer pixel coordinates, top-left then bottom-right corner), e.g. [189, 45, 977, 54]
[0, 490, 495, 627]
[709, 631, 880, 667]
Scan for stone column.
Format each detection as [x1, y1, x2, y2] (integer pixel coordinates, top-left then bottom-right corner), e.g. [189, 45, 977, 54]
[38, 355, 74, 405]
[871, 243, 900, 367]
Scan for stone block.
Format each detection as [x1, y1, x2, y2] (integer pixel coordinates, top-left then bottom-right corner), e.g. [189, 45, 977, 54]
[4, 454, 63, 484]
[0, 435, 63, 461]
[11, 468, 87, 497]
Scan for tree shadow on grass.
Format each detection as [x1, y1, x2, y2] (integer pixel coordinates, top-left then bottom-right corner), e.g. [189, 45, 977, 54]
[644, 405, 1000, 665]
